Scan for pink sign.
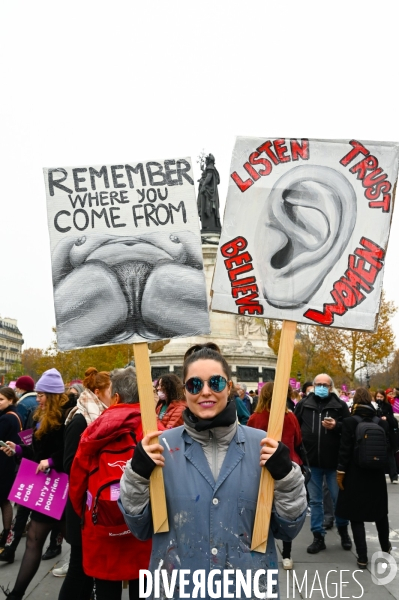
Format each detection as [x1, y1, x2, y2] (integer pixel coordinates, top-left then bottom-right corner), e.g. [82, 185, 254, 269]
[342, 384, 348, 392]
[393, 399, 399, 414]
[110, 483, 120, 501]
[8, 458, 68, 520]
[258, 382, 265, 393]
[289, 378, 297, 388]
[18, 429, 33, 445]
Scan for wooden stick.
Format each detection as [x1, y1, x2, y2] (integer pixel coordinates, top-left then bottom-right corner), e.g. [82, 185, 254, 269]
[251, 320, 297, 552]
[133, 342, 169, 533]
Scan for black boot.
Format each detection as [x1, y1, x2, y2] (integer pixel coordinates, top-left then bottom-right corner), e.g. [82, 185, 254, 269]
[0, 584, 23, 599]
[42, 544, 61, 560]
[0, 530, 10, 548]
[323, 517, 334, 530]
[338, 526, 352, 550]
[0, 547, 15, 563]
[307, 532, 326, 554]
[357, 555, 368, 568]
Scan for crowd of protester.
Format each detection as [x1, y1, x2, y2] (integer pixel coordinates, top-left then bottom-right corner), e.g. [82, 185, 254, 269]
[0, 351, 398, 599]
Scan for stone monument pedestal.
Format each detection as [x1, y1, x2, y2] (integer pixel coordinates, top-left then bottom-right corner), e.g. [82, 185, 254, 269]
[150, 240, 277, 389]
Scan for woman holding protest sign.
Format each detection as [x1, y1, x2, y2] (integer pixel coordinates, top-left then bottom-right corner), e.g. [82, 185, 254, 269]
[119, 343, 307, 599]
[0, 387, 22, 549]
[0, 368, 68, 600]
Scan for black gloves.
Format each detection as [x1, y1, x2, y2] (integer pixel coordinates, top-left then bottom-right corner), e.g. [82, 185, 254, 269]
[264, 441, 292, 480]
[131, 441, 157, 480]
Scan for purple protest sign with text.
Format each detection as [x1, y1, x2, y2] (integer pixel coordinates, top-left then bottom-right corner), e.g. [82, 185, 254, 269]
[18, 429, 33, 445]
[393, 399, 399, 414]
[8, 458, 69, 520]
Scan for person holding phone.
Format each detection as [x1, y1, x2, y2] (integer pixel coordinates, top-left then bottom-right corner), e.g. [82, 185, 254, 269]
[295, 373, 352, 554]
[0, 369, 68, 600]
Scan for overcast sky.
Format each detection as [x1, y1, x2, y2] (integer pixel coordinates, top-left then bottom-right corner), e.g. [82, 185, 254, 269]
[1, 1, 399, 350]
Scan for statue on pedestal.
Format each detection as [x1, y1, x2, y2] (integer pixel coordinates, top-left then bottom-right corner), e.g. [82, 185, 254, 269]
[197, 153, 221, 235]
[237, 316, 268, 340]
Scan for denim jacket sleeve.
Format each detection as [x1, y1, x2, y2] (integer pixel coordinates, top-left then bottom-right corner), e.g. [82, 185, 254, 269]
[271, 462, 307, 541]
[118, 459, 153, 541]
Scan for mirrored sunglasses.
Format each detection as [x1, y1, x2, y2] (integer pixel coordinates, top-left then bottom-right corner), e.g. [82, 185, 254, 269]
[184, 375, 228, 395]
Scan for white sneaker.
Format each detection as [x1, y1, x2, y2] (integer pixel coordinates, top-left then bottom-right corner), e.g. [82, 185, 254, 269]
[52, 562, 69, 577]
[391, 479, 399, 484]
[283, 558, 294, 570]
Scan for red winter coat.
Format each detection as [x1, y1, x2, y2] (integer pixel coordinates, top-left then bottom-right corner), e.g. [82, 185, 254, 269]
[69, 403, 157, 580]
[156, 399, 187, 428]
[247, 410, 303, 465]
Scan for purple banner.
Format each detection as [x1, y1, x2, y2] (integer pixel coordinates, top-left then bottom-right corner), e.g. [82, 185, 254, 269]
[393, 399, 399, 414]
[8, 458, 68, 520]
[18, 429, 33, 445]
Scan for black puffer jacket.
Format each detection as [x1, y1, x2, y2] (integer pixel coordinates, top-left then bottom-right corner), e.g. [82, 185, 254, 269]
[294, 392, 350, 469]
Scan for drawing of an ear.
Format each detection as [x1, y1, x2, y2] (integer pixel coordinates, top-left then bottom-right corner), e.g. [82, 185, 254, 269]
[255, 165, 357, 309]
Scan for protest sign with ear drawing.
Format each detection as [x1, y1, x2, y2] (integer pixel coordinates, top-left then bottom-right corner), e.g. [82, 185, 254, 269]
[211, 137, 399, 551]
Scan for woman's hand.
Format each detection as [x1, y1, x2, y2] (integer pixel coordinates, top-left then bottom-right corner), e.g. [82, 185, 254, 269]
[260, 437, 279, 466]
[381, 416, 387, 420]
[0, 441, 16, 456]
[142, 431, 165, 467]
[36, 459, 50, 474]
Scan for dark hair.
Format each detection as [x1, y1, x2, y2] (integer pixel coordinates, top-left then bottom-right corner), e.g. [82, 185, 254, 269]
[183, 343, 231, 382]
[302, 381, 313, 395]
[0, 386, 18, 405]
[158, 373, 184, 405]
[83, 367, 111, 393]
[375, 390, 388, 404]
[256, 382, 289, 414]
[353, 387, 372, 407]
[111, 367, 139, 404]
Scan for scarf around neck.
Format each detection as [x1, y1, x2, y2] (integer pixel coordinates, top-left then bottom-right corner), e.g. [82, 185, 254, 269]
[65, 388, 108, 426]
[183, 399, 237, 432]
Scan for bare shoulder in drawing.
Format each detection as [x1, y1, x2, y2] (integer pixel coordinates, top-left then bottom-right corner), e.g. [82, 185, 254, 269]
[52, 231, 209, 349]
[255, 165, 357, 309]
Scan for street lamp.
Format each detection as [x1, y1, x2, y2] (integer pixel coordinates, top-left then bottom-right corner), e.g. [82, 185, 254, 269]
[297, 371, 302, 382]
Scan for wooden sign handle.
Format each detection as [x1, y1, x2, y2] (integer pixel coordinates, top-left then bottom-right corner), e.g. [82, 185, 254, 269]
[251, 320, 297, 552]
[133, 342, 169, 533]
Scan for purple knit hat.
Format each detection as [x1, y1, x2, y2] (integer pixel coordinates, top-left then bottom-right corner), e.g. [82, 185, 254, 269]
[35, 368, 65, 394]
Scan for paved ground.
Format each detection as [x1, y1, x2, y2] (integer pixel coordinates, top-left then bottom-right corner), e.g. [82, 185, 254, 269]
[0, 480, 398, 599]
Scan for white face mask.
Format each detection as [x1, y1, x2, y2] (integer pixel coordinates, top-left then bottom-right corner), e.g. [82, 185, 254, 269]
[15, 391, 23, 399]
[157, 391, 166, 401]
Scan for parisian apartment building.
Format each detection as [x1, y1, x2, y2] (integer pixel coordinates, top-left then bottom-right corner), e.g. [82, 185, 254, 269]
[0, 317, 24, 378]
